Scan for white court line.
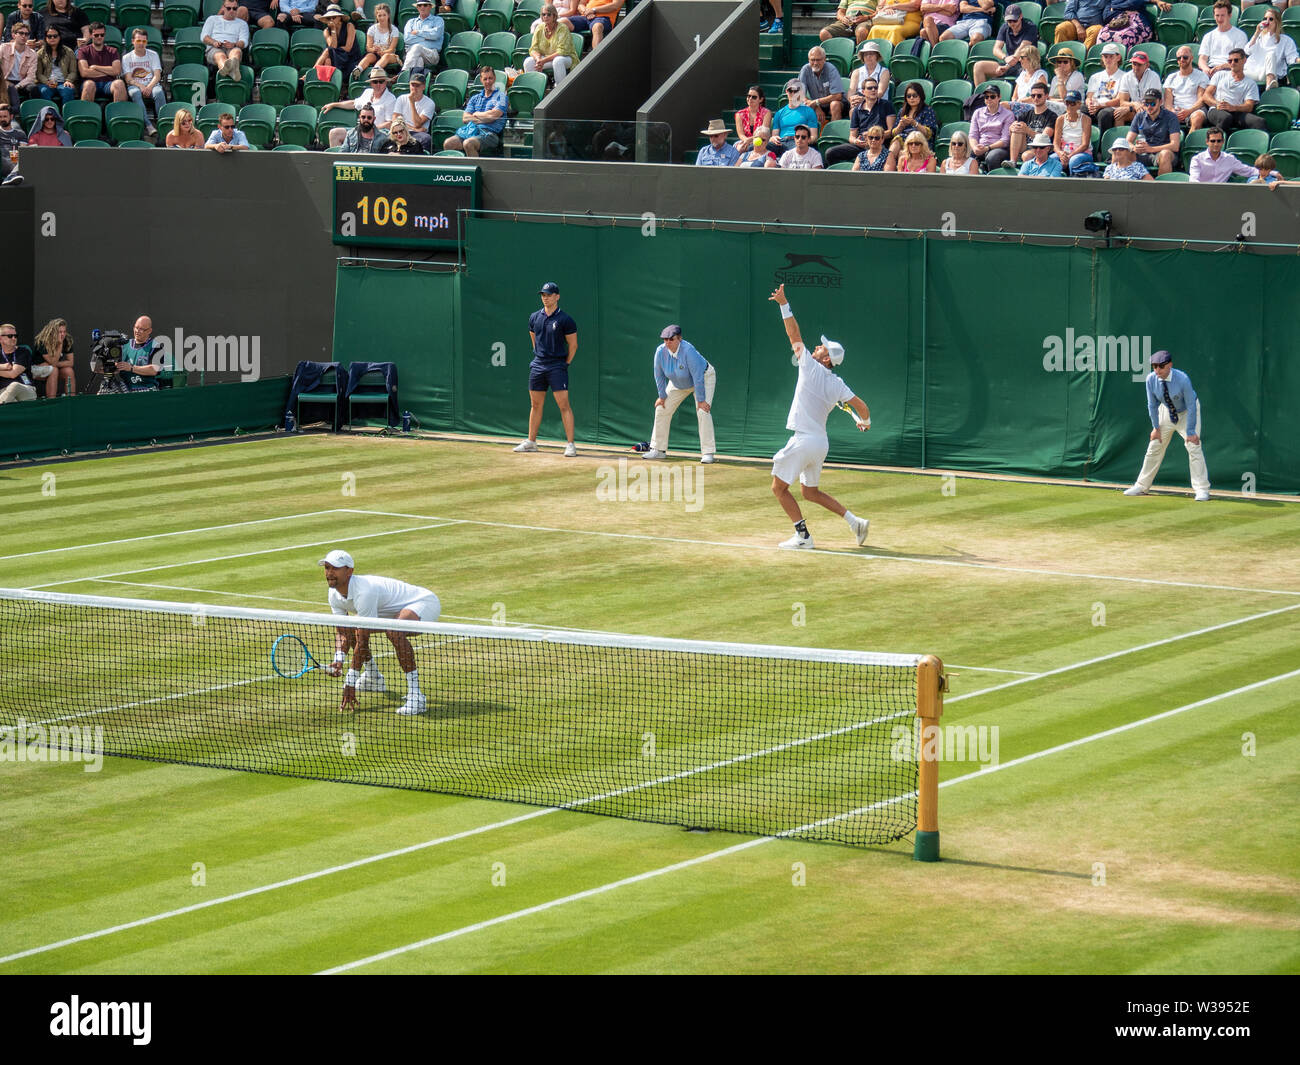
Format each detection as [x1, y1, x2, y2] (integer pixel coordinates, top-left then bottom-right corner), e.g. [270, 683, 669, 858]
[339, 509, 1300, 599]
[319, 665, 1300, 974]
[945, 664, 1038, 676]
[0, 511, 351, 563]
[3, 593, 1296, 960]
[94, 580, 324, 608]
[24, 524, 462, 590]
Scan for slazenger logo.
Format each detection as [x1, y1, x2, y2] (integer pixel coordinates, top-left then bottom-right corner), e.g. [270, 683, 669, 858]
[50, 996, 151, 1045]
[774, 253, 843, 289]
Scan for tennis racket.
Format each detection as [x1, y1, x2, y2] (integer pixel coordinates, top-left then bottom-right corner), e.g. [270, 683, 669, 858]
[838, 401, 870, 429]
[271, 634, 325, 678]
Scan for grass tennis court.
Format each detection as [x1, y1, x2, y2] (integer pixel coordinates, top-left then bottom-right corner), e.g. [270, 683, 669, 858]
[1, 434, 1297, 974]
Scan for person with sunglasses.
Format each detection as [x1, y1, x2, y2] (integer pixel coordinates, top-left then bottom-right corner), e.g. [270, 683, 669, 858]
[885, 80, 936, 163]
[1205, 47, 1268, 133]
[1126, 88, 1180, 174]
[1009, 81, 1057, 161]
[970, 81, 1013, 169]
[201, 0, 248, 83]
[75, 20, 123, 102]
[767, 123, 824, 168]
[0, 23, 37, 109]
[166, 106, 204, 148]
[1245, 8, 1297, 91]
[1163, 45, 1210, 133]
[768, 79, 817, 155]
[25, 101, 67, 144]
[1187, 125, 1258, 182]
[823, 76, 894, 166]
[4, 1, 45, 45]
[1121, 350, 1210, 503]
[940, 129, 977, 173]
[734, 85, 772, 149]
[1052, 89, 1096, 174]
[34, 23, 74, 103]
[0, 325, 37, 404]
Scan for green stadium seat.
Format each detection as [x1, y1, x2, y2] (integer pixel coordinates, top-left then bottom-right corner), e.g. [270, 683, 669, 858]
[434, 148, 466, 156]
[78, 1, 110, 23]
[156, 102, 190, 143]
[215, 69, 253, 109]
[251, 27, 291, 70]
[258, 65, 300, 112]
[1256, 86, 1300, 136]
[1180, 126, 1208, 170]
[116, 0, 153, 31]
[479, 30, 516, 70]
[430, 108, 464, 151]
[964, 39, 997, 79]
[513, 0, 542, 35]
[1046, 41, 1084, 69]
[297, 365, 342, 431]
[431, 68, 469, 112]
[890, 40, 929, 84]
[61, 100, 102, 143]
[73, 138, 110, 148]
[1268, 129, 1300, 177]
[1139, 42, 1166, 74]
[442, 0, 480, 36]
[512, 31, 532, 69]
[303, 67, 343, 108]
[1226, 127, 1269, 166]
[316, 106, 357, 143]
[931, 78, 972, 129]
[1285, 8, 1300, 52]
[1155, 169, 1189, 180]
[346, 367, 396, 431]
[278, 103, 319, 147]
[105, 100, 147, 144]
[164, 0, 202, 31]
[101, 26, 123, 50]
[827, 160, 854, 169]
[272, 142, 309, 150]
[19, 98, 51, 134]
[476, 0, 515, 35]
[238, 103, 278, 148]
[1038, 3, 1067, 40]
[1015, 1, 1041, 24]
[822, 36, 854, 78]
[1156, 3, 1198, 47]
[173, 28, 207, 68]
[170, 63, 210, 110]
[119, 139, 159, 148]
[290, 28, 328, 73]
[506, 70, 546, 116]
[1238, 4, 1269, 33]
[926, 40, 969, 84]
[444, 30, 483, 72]
[347, 75, 370, 100]
[988, 164, 1019, 175]
[818, 119, 850, 150]
[196, 101, 236, 140]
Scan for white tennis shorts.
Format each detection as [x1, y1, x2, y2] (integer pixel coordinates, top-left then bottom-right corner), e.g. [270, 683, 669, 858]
[407, 594, 441, 622]
[772, 433, 829, 488]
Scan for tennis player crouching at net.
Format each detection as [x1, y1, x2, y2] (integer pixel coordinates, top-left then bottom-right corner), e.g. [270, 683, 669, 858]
[319, 549, 440, 716]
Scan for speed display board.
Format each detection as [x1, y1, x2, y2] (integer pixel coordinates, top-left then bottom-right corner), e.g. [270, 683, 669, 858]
[332, 162, 480, 250]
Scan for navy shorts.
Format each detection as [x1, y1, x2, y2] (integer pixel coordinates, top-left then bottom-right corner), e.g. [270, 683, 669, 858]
[566, 15, 612, 32]
[529, 362, 569, 392]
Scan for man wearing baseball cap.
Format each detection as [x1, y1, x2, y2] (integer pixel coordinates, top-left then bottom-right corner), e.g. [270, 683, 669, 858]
[318, 550, 440, 715]
[645, 325, 717, 463]
[767, 284, 871, 551]
[1127, 87, 1181, 175]
[1113, 49, 1162, 128]
[514, 281, 578, 455]
[769, 79, 817, 155]
[1122, 350, 1211, 502]
[1085, 43, 1125, 133]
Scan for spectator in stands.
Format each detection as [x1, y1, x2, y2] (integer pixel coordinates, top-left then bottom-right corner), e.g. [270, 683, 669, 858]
[1008, 43, 1050, 117]
[824, 76, 894, 165]
[1110, 48, 1162, 127]
[800, 45, 848, 126]
[1086, 41, 1125, 132]
[206, 111, 249, 152]
[43, 0, 88, 53]
[121, 27, 164, 137]
[394, 69, 434, 150]
[25, 101, 67, 143]
[1053, 90, 1095, 174]
[202, 1, 248, 84]
[734, 85, 772, 149]
[380, 113, 425, 153]
[971, 5, 1038, 89]
[564, 0, 623, 49]
[524, 5, 578, 86]
[442, 64, 506, 157]
[358, 3, 401, 77]
[1245, 9, 1297, 91]
[0, 23, 37, 109]
[768, 123, 823, 168]
[886, 80, 937, 163]
[1054, 0, 1105, 48]
[402, 0, 443, 73]
[890, 127, 935, 170]
[820, 0, 877, 45]
[0, 324, 36, 403]
[77, 22, 123, 102]
[1046, 50, 1085, 114]
[315, 5, 362, 84]
[1095, 0, 1165, 51]
[238, 0, 276, 32]
[1200, 2, 1247, 78]
[1205, 48, 1267, 133]
[0, 102, 25, 156]
[166, 106, 204, 147]
[734, 135, 771, 167]
[696, 118, 739, 165]
[920, 0, 959, 46]
[5, 2, 45, 45]
[768, 79, 817, 155]
[1127, 88, 1180, 175]
[848, 40, 890, 104]
[276, 0, 319, 33]
[867, 0, 923, 47]
[763, 0, 783, 36]
[941, 128, 978, 172]
[338, 101, 390, 151]
[323, 67, 398, 128]
[1009, 81, 1057, 161]
[940, 0, 996, 45]
[970, 80, 1013, 169]
[1018, 131, 1063, 174]
[550, 0, 580, 35]
[30, 316, 75, 397]
[1102, 138, 1153, 178]
[1188, 125, 1258, 181]
[1251, 152, 1283, 186]
[34, 24, 74, 104]
[1165, 45, 1210, 132]
[851, 123, 891, 169]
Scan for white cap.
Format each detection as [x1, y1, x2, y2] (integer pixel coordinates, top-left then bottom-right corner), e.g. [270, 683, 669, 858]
[318, 549, 355, 568]
[820, 335, 845, 366]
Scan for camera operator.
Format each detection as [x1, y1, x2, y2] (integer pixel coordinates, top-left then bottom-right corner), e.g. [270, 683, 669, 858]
[96, 315, 164, 394]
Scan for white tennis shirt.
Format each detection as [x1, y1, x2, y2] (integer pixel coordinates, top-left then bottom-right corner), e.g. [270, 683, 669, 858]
[328, 574, 435, 619]
[786, 343, 854, 439]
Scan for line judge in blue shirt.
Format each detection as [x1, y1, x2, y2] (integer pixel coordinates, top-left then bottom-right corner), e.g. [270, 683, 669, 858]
[513, 281, 578, 456]
[1123, 349, 1211, 501]
[645, 324, 716, 463]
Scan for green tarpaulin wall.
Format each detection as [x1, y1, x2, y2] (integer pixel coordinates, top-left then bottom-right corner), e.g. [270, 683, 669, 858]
[332, 219, 1298, 494]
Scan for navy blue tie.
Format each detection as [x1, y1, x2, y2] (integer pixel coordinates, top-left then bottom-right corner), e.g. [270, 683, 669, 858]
[1162, 380, 1178, 425]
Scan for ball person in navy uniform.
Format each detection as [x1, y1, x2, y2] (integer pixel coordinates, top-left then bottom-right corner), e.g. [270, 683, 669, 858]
[513, 281, 579, 456]
[1123, 349, 1211, 501]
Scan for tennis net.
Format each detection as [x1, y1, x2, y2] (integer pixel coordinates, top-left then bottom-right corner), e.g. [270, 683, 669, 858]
[0, 588, 939, 847]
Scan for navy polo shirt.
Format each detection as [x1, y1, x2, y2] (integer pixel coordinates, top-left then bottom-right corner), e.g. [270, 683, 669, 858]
[528, 307, 577, 366]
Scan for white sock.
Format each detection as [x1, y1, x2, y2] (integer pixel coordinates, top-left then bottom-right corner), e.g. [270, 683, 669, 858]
[843, 509, 857, 526]
[362, 658, 381, 676]
[406, 669, 419, 693]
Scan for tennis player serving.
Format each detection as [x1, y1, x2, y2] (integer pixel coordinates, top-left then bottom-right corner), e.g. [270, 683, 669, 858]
[768, 284, 872, 551]
[319, 549, 440, 715]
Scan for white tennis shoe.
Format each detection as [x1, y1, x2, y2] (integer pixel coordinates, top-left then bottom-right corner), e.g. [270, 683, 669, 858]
[563, 442, 577, 457]
[512, 440, 539, 452]
[700, 454, 715, 464]
[356, 670, 385, 693]
[779, 533, 814, 550]
[1122, 486, 1147, 496]
[850, 515, 870, 545]
[1194, 490, 1210, 502]
[644, 449, 667, 459]
[397, 693, 428, 716]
